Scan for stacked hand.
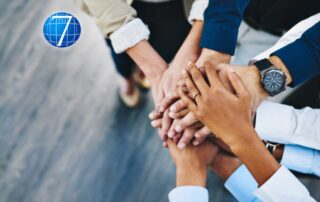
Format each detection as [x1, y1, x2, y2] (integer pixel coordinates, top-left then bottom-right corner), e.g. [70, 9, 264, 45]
[150, 58, 267, 150]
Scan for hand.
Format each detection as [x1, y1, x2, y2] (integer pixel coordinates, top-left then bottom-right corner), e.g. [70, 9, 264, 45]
[179, 62, 281, 185]
[195, 48, 231, 67]
[214, 63, 268, 112]
[167, 139, 219, 187]
[179, 62, 253, 148]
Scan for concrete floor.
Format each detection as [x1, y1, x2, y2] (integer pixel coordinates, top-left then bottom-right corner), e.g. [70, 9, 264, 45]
[0, 0, 319, 202]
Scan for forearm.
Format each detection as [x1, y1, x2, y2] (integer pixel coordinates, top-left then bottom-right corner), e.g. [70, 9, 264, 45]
[126, 40, 167, 81]
[176, 164, 207, 187]
[231, 128, 281, 186]
[172, 20, 204, 70]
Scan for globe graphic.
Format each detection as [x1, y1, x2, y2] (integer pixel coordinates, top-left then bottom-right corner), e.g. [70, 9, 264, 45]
[43, 12, 81, 48]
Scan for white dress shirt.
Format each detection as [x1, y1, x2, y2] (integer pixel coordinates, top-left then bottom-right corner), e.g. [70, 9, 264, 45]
[256, 101, 320, 150]
[169, 166, 316, 202]
[110, 0, 208, 53]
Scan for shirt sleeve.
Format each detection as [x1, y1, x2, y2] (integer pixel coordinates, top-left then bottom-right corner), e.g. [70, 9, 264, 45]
[281, 144, 320, 177]
[188, 0, 209, 24]
[253, 166, 316, 202]
[255, 101, 320, 150]
[109, 18, 150, 53]
[200, 0, 249, 55]
[224, 164, 260, 202]
[272, 22, 320, 86]
[168, 186, 209, 202]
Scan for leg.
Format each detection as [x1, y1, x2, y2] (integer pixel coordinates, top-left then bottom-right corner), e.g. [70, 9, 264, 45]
[106, 39, 140, 107]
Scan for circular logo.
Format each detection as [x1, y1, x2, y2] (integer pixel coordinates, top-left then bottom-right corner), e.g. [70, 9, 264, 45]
[43, 12, 81, 48]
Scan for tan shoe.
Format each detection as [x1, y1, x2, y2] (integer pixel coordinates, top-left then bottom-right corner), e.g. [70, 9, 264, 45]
[118, 77, 140, 108]
[133, 69, 151, 90]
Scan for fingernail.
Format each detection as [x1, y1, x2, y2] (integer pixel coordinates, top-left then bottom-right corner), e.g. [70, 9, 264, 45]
[187, 61, 193, 66]
[149, 112, 154, 119]
[169, 112, 175, 118]
[168, 131, 175, 138]
[229, 68, 235, 73]
[193, 141, 199, 146]
[195, 133, 200, 138]
[151, 121, 156, 127]
[178, 142, 186, 149]
[175, 125, 183, 133]
[170, 105, 176, 112]
[182, 69, 187, 75]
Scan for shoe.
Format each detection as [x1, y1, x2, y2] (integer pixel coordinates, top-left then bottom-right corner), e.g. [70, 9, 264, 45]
[118, 77, 140, 108]
[133, 69, 151, 90]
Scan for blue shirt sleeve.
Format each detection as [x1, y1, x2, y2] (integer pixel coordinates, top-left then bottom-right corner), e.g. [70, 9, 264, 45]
[200, 0, 249, 55]
[272, 22, 320, 86]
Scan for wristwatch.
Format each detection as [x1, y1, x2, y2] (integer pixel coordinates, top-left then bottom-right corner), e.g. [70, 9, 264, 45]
[254, 59, 287, 96]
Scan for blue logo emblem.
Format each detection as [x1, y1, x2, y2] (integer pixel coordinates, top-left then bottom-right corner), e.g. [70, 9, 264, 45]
[43, 12, 81, 48]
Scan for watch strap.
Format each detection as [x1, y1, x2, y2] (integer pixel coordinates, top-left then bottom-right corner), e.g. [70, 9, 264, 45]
[254, 59, 273, 71]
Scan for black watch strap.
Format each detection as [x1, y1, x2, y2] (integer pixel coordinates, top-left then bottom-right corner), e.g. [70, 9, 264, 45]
[254, 59, 273, 71]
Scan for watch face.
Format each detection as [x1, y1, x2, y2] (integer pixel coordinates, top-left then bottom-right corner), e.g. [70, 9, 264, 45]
[262, 69, 286, 95]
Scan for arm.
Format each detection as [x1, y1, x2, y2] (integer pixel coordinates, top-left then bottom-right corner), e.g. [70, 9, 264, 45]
[256, 101, 320, 150]
[179, 62, 316, 201]
[272, 22, 320, 86]
[167, 140, 219, 202]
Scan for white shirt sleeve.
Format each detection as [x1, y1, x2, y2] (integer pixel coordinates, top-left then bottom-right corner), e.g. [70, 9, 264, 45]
[252, 13, 320, 61]
[255, 101, 320, 150]
[281, 144, 320, 177]
[188, 0, 208, 24]
[224, 164, 260, 202]
[168, 186, 208, 202]
[109, 18, 150, 53]
[254, 166, 316, 202]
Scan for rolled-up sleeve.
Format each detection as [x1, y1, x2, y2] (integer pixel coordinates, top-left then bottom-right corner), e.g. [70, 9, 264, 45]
[272, 22, 320, 86]
[200, 0, 249, 55]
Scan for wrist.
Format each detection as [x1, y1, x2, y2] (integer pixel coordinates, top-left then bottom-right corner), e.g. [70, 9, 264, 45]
[197, 48, 231, 66]
[268, 56, 293, 84]
[176, 163, 207, 187]
[126, 40, 167, 80]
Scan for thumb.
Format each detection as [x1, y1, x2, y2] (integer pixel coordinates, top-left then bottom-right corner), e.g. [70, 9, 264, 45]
[227, 68, 247, 97]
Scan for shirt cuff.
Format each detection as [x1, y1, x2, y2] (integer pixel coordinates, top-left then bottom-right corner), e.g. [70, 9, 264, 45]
[188, 0, 208, 24]
[224, 164, 259, 202]
[109, 18, 150, 53]
[253, 166, 313, 202]
[255, 101, 293, 144]
[281, 145, 320, 176]
[168, 186, 208, 202]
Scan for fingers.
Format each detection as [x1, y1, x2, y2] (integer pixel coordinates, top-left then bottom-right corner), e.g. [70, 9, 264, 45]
[193, 126, 211, 145]
[187, 64, 209, 94]
[169, 108, 189, 119]
[151, 119, 162, 128]
[227, 68, 248, 97]
[169, 99, 187, 113]
[178, 87, 197, 113]
[204, 61, 223, 88]
[182, 69, 201, 100]
[168, 119, 180, 138]
[149, 109, 162, 120]
[177, 128, 196, 149]
[159, 93, 180, 113]
[174, 112, 198, 133]
[161, 109, 172, 140]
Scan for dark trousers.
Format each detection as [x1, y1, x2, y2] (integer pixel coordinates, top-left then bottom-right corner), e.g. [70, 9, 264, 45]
[106, 0, 191, 79]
